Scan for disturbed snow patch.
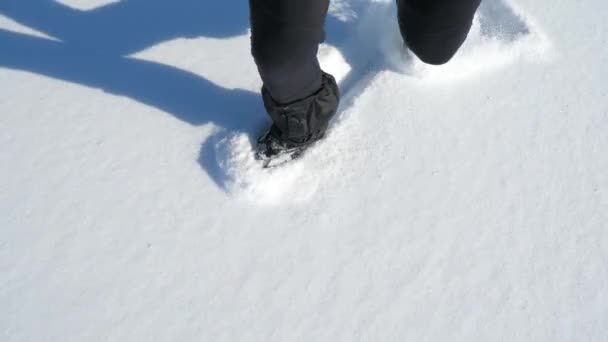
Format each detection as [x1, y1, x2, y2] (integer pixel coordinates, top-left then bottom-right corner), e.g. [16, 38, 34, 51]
[212, 109, 359, 206]
[393, 0, 552, 82]
[211, 42, 356, 206]
[321, 0, 550, 84]
[318, 44, 352, 86]
[213, 133, 318, 206]
[208, 0, 551, 204]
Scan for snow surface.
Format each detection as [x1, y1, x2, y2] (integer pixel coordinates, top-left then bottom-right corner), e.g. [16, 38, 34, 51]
[56, 0, 121, 11]
[1, 0, 607, 341]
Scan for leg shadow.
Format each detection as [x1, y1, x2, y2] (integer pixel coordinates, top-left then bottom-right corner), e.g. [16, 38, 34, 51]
[0, 0, 268, 190]
[0, 0, 250, 54]
[0, 30, 263, 132]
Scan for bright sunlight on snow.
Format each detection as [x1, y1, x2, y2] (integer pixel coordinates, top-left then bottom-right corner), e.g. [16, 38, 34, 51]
[1, 0, 607, 341]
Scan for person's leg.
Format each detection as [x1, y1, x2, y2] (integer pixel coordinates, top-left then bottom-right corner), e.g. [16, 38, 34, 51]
[249, 0, 339, 146]
[396, 0, 481, 65]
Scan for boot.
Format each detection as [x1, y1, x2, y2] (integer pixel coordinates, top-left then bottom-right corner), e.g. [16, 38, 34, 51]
[255, 72, 340, 167]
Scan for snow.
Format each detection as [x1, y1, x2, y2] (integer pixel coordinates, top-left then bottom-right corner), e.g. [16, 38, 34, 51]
[1, 0, 607, 341]
[0, 14, 58, 41]
[56, 0, 121, 11]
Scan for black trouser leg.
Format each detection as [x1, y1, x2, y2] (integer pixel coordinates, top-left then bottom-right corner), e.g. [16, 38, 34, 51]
[249, 0, 329, 104]
[396, 0, 482, 65]
[249, 0, 339, 144]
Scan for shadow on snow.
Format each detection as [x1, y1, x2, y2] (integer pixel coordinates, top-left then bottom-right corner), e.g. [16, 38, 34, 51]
[0, 0, 529, 191]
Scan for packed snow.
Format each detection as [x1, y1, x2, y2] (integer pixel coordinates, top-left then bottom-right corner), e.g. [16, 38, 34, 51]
[1, 0, 607, 341]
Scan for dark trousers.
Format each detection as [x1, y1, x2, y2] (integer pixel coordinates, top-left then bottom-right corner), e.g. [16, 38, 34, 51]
[249, 0, 481, 104]
[249, 0, 481, 141]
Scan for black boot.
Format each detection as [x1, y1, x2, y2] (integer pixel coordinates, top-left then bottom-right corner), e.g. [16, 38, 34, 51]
[256, 72, 340, 167]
